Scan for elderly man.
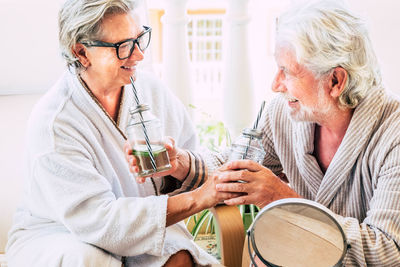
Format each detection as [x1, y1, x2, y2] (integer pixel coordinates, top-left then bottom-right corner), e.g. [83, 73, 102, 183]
[215, 1, 400, 265]
[128, 0, 400, 266]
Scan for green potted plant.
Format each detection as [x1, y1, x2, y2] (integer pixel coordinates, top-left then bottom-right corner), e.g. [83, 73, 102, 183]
[186, 105, 260, 258]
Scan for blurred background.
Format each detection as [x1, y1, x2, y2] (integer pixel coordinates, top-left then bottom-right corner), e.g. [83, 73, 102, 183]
[1, 0, 399, 127]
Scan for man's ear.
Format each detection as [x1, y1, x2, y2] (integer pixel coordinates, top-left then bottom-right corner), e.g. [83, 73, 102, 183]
[72, 43, 90, 68]
[329, 67, 348, 98]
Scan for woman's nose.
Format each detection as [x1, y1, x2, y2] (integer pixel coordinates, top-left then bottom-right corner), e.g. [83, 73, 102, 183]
[130, 43, 144, 61]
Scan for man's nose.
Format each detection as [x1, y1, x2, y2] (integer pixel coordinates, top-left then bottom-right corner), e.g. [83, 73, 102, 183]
[271, 71, 286, 93]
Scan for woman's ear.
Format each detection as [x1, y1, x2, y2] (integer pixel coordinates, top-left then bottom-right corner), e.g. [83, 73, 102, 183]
[72, 43, 90, 68]
[329, 67, 348, 98]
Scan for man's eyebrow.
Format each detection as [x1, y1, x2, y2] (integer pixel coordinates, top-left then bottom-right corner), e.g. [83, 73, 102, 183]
[284, 67, 294, 76]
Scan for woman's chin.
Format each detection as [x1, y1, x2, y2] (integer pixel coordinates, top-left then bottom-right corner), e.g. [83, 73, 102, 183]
[124, 72, 137, 83]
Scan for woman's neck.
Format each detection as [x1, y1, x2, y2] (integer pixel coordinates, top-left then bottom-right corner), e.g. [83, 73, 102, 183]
[79, 73, 123, 122]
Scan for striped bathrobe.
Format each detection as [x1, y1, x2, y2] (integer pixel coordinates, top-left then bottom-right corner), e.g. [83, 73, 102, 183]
[260, 87, 400, 266]
[206, 87, 400, 266]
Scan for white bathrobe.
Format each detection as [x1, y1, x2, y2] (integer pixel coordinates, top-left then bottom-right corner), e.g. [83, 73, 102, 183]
[6, 70, 218, 267]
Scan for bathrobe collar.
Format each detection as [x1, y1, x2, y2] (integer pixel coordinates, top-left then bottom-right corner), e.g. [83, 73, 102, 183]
[69, 72, 140, 143]
[292, 87, 386, 206]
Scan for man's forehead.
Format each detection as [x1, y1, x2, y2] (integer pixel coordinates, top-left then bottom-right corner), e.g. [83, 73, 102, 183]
[275, 47, 300, 69]
[276, 46, 315, 79]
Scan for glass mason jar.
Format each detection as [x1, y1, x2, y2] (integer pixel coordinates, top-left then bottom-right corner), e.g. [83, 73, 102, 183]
[227, 128, 266, 164]
[126, 104, 171, 176]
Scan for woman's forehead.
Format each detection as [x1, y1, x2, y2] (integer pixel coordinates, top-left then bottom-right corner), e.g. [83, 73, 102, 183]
[99, 12, 142, 41]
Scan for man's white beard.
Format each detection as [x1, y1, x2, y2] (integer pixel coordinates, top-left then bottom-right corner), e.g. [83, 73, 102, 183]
[289, 104, 317, 122]
[287, 82, 334, 123]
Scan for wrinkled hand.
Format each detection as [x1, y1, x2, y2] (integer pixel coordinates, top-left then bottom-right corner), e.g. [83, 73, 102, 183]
[193, 169, 243, 209]
[123, 137, 189, 184]
[215, 160, 300, 208]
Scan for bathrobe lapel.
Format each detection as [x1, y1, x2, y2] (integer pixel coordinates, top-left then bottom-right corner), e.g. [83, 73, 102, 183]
[315, 88, 385, 206]
[292, 88, 385, 204]
[293, 122, 323, 198]
[70, 74, 160, 196]
[71, 74, 134, 144]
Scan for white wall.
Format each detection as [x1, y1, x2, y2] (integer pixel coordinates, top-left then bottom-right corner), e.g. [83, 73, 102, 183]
[349, 0, 400, 95]
[0, 94, 42, 251]
[0, 0, 65, 95]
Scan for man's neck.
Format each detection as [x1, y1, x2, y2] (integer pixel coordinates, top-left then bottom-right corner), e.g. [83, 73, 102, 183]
[313, 107, 354, 173]
[317, 107, 354, 139]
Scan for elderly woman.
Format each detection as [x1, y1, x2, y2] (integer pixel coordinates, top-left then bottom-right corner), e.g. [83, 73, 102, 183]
[6, 0, 232, 266]
[143, 0, 400, 266]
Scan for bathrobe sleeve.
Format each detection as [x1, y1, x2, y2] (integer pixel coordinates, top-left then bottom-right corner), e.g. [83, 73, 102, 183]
[180, 99, 287, 183]
[30, 149, 169, 257]
[335, 142, 400, 266]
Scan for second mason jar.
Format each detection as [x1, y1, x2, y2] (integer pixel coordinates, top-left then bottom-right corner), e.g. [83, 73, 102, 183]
[227, 128, 266, 164]
[126, 104, 171, 176]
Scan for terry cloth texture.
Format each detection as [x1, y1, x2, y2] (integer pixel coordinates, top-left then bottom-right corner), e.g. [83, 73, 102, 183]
[6, 70, 218, 267]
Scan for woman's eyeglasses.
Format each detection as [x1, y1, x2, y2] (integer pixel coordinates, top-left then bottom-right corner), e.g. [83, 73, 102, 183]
[81, 26, 152, 60]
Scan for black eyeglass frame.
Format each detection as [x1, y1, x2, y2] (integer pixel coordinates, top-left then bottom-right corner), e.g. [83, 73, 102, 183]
[81, 26, 152, 60]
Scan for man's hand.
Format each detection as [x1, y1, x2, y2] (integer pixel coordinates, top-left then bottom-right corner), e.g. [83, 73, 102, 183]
[214, 160, 301, 208]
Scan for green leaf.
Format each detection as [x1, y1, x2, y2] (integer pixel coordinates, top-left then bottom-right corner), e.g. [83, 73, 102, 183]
[192, 210, 211, 239]
[250, 204, 256, 220]
[205, 215, 214, 234]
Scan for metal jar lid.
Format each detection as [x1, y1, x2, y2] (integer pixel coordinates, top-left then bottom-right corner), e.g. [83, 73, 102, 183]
[129, 103, 150, 115]
[242, 128, 262, 139]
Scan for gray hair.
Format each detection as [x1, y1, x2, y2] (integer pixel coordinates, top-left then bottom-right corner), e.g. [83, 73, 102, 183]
[276, 0, 382, 108]
[59, 0, 137, 72]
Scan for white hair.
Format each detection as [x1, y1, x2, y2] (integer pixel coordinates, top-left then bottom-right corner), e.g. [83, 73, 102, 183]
[58, 0, 138, 72]
[276, 0, 382, 108]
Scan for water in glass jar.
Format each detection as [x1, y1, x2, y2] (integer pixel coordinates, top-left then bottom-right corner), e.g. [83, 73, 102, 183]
[131, 144, 172, 176]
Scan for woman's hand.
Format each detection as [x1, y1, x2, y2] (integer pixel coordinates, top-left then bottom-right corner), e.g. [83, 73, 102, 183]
[214, 160, 300, 208]
[192, 169, 243, 209]
[123, 137, 190, 183]
[165, 167, 242, 226]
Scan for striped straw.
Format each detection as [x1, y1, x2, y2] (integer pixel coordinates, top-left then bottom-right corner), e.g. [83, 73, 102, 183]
[130, 77, 140, 105]
[243, 100, 266, 159]
[253, 100, 265, 130]
[130, 77, 157, 171]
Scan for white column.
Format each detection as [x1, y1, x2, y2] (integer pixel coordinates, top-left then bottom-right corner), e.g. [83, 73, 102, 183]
[161, 0, 193, 110]
[222, 0, 254, 138]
